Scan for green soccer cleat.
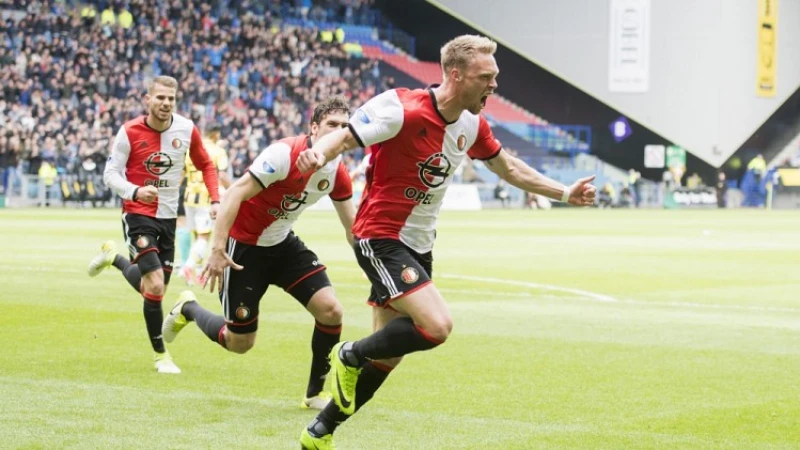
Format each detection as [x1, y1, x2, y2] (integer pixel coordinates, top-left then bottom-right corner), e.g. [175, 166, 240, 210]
[300, 428, 336, 450]
[154, 351, 181, 374]
[162, 290, 196, 344]
[87, 240, 118, 277]
[301, 391, 332, 410]
[329, 342, 361, 416]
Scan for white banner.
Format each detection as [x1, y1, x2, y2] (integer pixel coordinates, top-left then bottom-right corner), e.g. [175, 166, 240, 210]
[608, 0, 650, 93]
[644, 144, 665, 168]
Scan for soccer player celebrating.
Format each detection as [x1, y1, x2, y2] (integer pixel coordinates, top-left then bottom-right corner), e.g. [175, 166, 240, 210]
[296, 35, 597, 448]
[161, 96, 356, 410]
[180, 122, 232, 284]
[87, 76, 220, 374]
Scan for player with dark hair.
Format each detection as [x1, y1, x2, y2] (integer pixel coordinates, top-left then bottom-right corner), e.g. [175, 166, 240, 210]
[297, 35, 597, 448]
[161, 96, 356, 409]
[87, 75, 220, 374]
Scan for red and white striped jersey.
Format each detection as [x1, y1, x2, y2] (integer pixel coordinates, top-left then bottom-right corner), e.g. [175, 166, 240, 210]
[104, 113, 220, 218]
[230, 135, 352, 247]
[349, 87, 502, 253]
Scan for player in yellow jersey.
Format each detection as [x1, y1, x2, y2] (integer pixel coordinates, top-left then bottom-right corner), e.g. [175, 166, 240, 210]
[180, 123, 231, 283]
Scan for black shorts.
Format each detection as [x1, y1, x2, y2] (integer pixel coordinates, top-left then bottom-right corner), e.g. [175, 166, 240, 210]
[220, 232, 331, 334]
[354, 238, 433, 308]
[121, 213, 176, 279]
[177, 179, 186, 217]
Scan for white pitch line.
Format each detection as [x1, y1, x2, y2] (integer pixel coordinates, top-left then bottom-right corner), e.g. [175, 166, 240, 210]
[441, 273, 800, 314]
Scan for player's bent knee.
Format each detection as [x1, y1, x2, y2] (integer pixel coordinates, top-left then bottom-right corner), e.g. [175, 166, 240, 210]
[226, 333, 256, 354]
[317, 299, 343, 325]
[422, 316, 453, 344]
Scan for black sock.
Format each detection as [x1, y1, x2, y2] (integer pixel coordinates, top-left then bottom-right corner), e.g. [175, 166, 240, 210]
[343, 317, 442, 366]
[143, 298, 165, 353]
[182, 300, 227, 347]
[113, 255, 142, 293]
[308, 362, 392, 437]
[307, 321, 342, 398]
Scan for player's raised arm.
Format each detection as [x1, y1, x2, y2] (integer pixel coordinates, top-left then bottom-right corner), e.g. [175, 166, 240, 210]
[484, 150, 596, 206]
[104, 127, 139, 200]
[297, 89, 405, 173]
[188, 126, 220, 203]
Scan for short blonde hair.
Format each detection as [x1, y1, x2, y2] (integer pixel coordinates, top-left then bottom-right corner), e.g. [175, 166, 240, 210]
[148, 75, 179, 94]
[440, 35, 497, 73]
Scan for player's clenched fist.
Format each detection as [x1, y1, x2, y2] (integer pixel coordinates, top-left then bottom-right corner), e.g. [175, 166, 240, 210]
[136, 185, 159, 203]
[296, 149, 326, 173]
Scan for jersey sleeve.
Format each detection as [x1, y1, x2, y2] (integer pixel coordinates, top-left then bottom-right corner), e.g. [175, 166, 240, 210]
[103, 127, 138, 200]
[467, 116, 502, 161]
[348, 89, 405, 148]
[330, 161, 354, 201]
[247, 142, 291, 189]
[188, 126, 220, 202]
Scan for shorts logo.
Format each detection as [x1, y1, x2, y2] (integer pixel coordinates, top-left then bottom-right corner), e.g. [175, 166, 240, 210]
[416, 152, 451, 189]
[235, 307, 250, 320]
[144, 152, 174, 176]
[317, 179, 330, 191]
[457, 134, 467, 151]
[172, 138, 182, 149]
[400, 267, 419, 284]
[136, 235, 149, 248]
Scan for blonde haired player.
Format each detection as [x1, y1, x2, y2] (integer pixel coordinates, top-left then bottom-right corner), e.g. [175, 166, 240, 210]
[180, 123, 231, 283]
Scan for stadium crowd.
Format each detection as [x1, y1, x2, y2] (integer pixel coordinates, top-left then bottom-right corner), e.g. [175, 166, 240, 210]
[0, 0, 387, 196]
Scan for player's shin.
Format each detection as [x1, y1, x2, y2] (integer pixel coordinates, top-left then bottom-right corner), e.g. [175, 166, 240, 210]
[182, 301, 227, 348]
[142, 295, 166, 353]
[307, 321, 342, 398]
[347, 317, 442, 364]
[307, 362, 393, 437]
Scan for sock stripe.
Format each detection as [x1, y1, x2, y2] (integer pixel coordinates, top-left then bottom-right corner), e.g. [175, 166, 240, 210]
[217, 325, 227, 348]
[314, 321, 342, 334]
[143, 292, 163, 302]
[414, 324, 443, 345]
[370, 361, 394, 373]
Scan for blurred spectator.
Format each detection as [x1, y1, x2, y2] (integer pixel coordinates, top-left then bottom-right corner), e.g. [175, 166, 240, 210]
[686, 172, 703, 189]
[598, 182, 615, 208]
[494, 179, 510, 208]
[747, 153, 767, 184]
[716, 171, 727, 208]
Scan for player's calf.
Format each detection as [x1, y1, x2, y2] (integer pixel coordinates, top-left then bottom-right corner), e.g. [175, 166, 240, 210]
[225, 331, 256, 354]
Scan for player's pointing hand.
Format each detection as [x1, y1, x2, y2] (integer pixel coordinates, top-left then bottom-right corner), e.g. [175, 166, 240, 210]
[568, 175, 597, 207]
[201, 248, 243, 293]
[296, 149, 326, 173]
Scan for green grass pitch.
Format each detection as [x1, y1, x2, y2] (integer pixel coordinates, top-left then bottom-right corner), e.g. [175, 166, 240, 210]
[1, 208, 798, 449]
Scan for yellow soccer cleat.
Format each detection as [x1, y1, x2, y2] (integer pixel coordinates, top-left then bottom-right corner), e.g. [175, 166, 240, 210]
[300, 428, 336, 450]
[301, 391, 332, 410]
[329, 342, 361, 416]
[87, 240, 118, 277]
[162, 290, 196, 344]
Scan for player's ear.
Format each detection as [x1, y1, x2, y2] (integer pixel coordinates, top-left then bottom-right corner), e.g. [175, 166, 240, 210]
[310, 121, 319, 137]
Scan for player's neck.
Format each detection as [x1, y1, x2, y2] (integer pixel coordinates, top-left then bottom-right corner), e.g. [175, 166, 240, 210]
[146, 114, 173, 132]
[431, 84, 463, 123]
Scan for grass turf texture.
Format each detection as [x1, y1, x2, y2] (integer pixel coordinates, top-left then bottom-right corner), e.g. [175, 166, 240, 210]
[1, 208, 798, 449]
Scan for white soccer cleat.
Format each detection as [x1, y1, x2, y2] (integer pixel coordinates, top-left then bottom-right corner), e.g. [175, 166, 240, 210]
[88, 240, 118, 277]
[162, 291, 196, 344]
[154, 351, 181, 374]
[301, 391, 333, 410]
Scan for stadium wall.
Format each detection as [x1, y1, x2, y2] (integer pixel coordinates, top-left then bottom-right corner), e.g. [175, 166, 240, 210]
[427, 0, 800, 168]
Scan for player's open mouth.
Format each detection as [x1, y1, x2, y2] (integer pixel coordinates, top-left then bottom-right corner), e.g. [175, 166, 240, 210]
[480, 95, 488, 108]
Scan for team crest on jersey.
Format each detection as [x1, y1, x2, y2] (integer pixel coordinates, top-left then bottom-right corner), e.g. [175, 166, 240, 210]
[400, 266, 419, 284]
[317, 179, 330, 191]
[457, 134, 467, 150]
[171, 138, 182, 149]
[136, 235, 149, 248]
[235, 306, 250, 320]
[144, 152, 174, 175]
[281, 191, 309, 212]
[416, 153, 451, 188]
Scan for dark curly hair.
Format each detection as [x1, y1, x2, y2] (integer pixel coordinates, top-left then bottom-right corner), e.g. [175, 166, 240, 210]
[311, 96, 351, 125]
